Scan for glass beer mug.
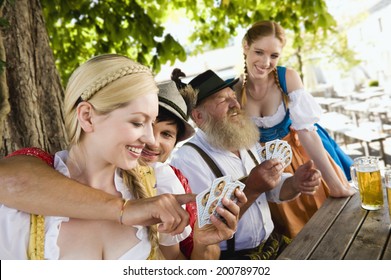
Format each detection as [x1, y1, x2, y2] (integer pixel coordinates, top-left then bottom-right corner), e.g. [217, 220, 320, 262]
[384, 169, 391, 219]
[350, 156, 384, 210]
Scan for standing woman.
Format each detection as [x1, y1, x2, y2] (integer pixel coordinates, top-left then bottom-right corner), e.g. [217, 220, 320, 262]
[0, 57, 240, 260]
[233, 20, 355, 238]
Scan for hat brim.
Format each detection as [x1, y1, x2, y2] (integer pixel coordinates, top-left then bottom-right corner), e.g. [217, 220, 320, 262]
[197, 77, 240, 104]
[158, 102, 195, 142]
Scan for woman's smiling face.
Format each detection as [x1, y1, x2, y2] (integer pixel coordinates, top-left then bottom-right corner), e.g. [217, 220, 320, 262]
[87, 93, 158, 170]
[244, 35, 283, 79]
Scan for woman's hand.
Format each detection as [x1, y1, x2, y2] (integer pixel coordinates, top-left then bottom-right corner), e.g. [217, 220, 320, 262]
[122, 193, 195, 235]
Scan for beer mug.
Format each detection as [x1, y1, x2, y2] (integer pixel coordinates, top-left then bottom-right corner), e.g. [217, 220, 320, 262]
[384, 169, 391, 219]
[350, 156, 383, 210]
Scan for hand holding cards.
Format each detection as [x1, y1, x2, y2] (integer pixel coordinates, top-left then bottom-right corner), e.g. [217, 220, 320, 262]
[196, 175, 245, 228]
[257, 140, 292, 168]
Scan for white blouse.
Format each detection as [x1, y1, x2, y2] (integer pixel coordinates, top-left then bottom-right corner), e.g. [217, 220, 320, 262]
[251, 88, 322, 131]
[0, 150, 189, 259]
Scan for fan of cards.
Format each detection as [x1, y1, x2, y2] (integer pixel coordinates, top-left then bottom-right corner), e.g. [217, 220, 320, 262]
[257, 139, 292, 168]
[196, 175, 245, 228]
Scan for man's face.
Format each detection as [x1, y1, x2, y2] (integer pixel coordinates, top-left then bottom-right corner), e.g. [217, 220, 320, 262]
[141, 119, 178, 164]
[197, 88, 259, 151]
[199, 87, 241, 125]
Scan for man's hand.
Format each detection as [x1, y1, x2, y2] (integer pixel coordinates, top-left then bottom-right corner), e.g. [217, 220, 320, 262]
[292, 160, 322, 195]
[123, 193, 195, 235]
[238, 159, 283, 216]
[246, 159, 284, 196]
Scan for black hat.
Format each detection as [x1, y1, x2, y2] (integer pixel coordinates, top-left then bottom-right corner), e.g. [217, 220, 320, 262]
[189, 70, 239, 105]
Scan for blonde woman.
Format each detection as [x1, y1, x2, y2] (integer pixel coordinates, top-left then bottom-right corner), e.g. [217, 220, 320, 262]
[0, 54, 242, 259]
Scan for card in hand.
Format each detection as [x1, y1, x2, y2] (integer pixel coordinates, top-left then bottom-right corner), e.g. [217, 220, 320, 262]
[265, 141, 276, 159]
[201, 175, 231, 224]
[262, 140, 292, 168]
[196, 175, 244, 228]
[256, 142, 266, 162]
[216, 180, 245, 210]
[195, 188, 211, 228]
[212, 180, 245, 222]
[276, 140, 292, 168]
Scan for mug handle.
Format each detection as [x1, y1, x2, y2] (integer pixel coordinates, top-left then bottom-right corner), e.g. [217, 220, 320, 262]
[350, 165, 359, 190]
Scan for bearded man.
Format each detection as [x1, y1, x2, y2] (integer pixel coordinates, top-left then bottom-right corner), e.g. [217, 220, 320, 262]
[170, 70, 321, 260]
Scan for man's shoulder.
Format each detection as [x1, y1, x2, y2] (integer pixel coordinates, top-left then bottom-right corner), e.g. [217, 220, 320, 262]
[170, 142, 195, 164]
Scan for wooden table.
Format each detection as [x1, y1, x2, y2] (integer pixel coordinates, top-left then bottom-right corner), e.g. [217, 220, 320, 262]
[277, 191, 391, 260]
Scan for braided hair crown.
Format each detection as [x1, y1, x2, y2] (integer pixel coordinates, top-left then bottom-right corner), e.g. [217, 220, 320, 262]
[64, 54, 157, 145]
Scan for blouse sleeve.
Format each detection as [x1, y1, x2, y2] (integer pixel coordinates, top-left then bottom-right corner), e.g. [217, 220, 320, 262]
[0, 205, 30, 259]
[288, 88, 322, 131]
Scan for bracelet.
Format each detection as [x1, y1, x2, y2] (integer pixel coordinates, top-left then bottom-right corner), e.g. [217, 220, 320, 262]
[119, 199, 130, 225]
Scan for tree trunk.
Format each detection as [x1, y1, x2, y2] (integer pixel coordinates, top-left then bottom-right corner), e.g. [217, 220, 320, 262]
[296, 46, 304, 82]
[0, 0, 67, 157]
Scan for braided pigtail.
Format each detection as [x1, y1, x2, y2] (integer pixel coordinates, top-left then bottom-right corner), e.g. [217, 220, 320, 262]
[241, 54, 248, 106]
[273, 68, 289, 107]
[122, 167, 164, 260]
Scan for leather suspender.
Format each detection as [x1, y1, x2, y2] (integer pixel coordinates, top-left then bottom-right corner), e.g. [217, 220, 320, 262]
[184, 142, 224, 178]
[183, 142, 259, 254]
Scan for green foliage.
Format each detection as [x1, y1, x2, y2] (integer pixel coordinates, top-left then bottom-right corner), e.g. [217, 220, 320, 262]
[279, 25, 360, 79]
[41, 0, 337, 85]
[368, 80, 379, 87]
[41, 0, 186, 84]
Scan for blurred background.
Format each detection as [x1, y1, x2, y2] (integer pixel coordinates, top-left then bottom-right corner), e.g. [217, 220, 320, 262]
[154, 0, 391, 168]
[2, 0, 391, 164]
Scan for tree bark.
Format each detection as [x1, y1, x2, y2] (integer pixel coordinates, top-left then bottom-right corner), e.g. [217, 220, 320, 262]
[0, 0, 67, 157]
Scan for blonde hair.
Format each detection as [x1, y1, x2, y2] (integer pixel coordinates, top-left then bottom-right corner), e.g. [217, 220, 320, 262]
[64, 54, 158, 145]
[241, 21, 287, 106]
[64, 54, 161, 259]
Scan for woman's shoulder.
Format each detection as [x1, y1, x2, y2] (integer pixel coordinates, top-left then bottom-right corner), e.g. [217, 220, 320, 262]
[284, 67, 304, 93]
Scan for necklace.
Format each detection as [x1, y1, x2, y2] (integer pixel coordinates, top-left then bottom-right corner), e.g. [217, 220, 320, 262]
[247, 76, 270, 101]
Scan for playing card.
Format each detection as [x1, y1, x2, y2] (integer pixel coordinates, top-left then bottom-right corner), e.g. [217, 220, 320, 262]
[213, 180, 246, 222]
[265, 140, 277, 159]
[281, 149, 292, 168]
[262, 140, 293, 169]
[201, 176, 231, 223]
[272, 140, 285, 158]
[256, 142, 267, 162]
[220, 180, 245, 205]
[195, 188, 211, 227]
[275, 141, 292, 168]
[275, 140, 287, 158]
